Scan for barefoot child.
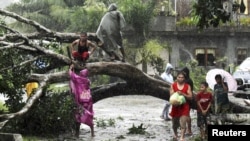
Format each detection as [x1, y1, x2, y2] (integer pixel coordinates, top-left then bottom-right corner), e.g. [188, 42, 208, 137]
[196, 81, 213, 140]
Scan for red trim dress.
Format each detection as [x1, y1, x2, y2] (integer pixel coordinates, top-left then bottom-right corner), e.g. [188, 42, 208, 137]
[169, 82, 190, 118]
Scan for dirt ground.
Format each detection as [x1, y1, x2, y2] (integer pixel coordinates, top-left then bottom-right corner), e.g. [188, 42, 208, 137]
[72, 95, 199, 141]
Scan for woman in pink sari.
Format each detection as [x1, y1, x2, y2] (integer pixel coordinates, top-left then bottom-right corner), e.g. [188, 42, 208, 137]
[69, 64, 94, 137]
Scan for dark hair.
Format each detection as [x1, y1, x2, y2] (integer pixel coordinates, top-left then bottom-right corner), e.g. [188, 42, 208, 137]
[80, 32, 87, 36]
[215, 74, 222, 80]
[181, 67, 190, 78]
[180, 67, 194, 91]
[177, 71, 186, 78]
[200, 81, 208, 87]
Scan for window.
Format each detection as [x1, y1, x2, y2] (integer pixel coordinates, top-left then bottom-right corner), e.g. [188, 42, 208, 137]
[237, 48, 247, 65]
[236, 0, 248, 14]
[195, 48, 216, 66]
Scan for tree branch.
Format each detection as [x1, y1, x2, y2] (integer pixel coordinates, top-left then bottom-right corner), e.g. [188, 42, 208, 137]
[0, 77, 49, 129]
[0, 9, 52, 34]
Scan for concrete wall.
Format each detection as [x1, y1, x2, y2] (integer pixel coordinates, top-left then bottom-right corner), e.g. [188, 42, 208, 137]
[124, 16, 250, 72]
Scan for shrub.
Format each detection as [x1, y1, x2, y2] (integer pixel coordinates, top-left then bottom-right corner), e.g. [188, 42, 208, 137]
[2, 90, 75, 137]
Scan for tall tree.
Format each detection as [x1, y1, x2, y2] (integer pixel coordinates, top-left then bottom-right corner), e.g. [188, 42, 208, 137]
[5, 0, 103, 32]
[192, 0, 231, 29]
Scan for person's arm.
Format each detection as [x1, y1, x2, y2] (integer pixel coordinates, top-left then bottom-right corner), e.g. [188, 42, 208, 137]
[205, 101, 212, 113]
[204, 93, 213, 113]
[69, 64, 74, 75]
[222, 82, 228, 92]
[88, 41, 97, 55]
[70, 40, 78, 53]
[196, 94, 204, 111]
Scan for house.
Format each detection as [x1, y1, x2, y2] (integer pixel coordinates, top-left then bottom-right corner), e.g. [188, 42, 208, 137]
[124, 0, 250, 74]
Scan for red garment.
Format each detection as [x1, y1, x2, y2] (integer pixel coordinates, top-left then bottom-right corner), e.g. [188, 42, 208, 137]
[196, 91, 213, 112]
[72, 51, 89, 60]
[169, 82, 190, 117]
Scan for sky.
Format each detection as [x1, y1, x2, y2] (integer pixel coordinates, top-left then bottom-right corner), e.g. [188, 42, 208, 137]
[0, 0, 19, 9]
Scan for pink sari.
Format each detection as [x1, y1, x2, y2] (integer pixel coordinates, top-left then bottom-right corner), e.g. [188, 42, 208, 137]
[69, 69, 94, 127]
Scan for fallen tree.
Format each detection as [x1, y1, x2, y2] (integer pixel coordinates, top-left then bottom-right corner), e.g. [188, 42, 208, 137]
[0, 9, 171, 129]
[0, 9, 249, 130]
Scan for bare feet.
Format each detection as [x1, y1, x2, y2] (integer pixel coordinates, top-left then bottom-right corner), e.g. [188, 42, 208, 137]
[179, 138, 185, 141]
[172, 136, 178, 141]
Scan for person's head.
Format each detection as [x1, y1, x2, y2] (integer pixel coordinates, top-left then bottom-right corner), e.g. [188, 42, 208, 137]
[108, 3, 117, 11]
[165, 63, 173, 74]
[176, 71, 186, 84]
[80, 69, 88, 78]
[200, 81, 208, 92]
[215, 74, 222, 83]
[79, 32, 88, 41]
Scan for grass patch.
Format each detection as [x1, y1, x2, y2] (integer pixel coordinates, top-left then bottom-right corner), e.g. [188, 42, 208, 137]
[23, 136, 56, 141]
[96, 118, 116, 128]
[127, 123, 147, 135]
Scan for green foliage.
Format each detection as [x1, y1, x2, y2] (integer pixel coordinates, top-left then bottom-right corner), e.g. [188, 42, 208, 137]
[127, 123, 147, 135]
[7, 0, 71, 32]
[192, 0, 231, 29]
[22, 135, 55, 141]
[63, 0, 85, 7]
[116, 135, 126, 139]
[122, 0, 156, 40]
[96, 118, 107, 127]
[0, 101, 8, 113]
[178, 59, 207, 92]
[91, 75, 111, 87]
[240, 18, 250, 26]
[2, 90, 75, 136]
[136, 39, 170, 74]
[0, 50, 31, 112]
[117, 115, 124, 120]
[67, 3, 105, 32]
[188, 134, 204, 141]
[154, 0, 174, 16]
[96, 118, 116, 128]
[176, 17, 198, 26]
[108, 118, 116, 126]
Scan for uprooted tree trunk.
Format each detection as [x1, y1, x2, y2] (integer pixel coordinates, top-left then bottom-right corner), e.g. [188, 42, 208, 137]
[0, 9, 249, 129]
[209, 113, 250, 125]
[0, 9, 170, 129]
